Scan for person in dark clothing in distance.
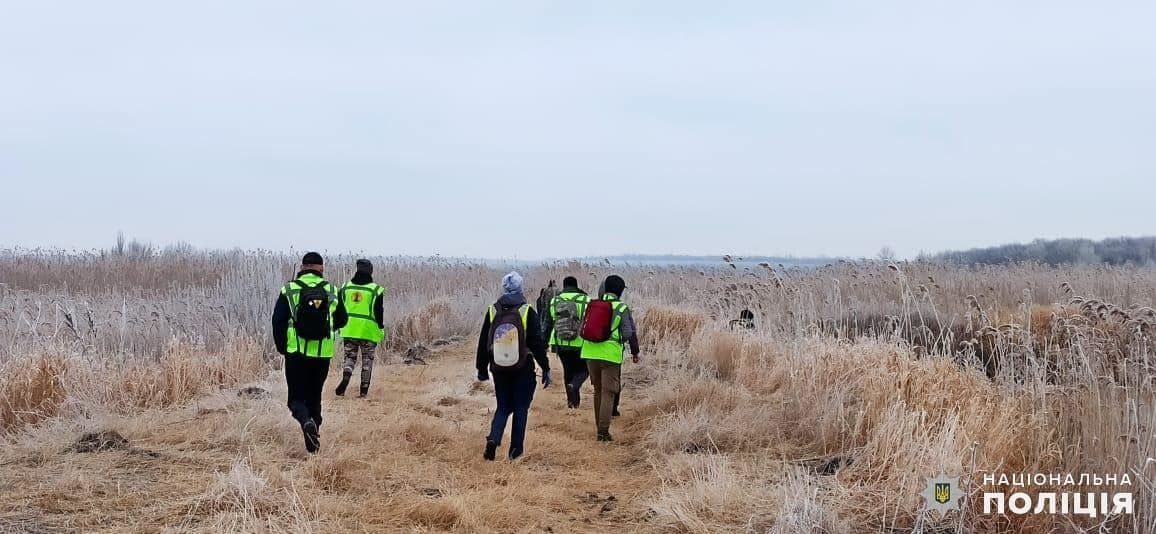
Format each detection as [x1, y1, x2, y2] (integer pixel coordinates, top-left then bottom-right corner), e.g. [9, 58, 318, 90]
[475, 271, 551, 461]
[729, 309, 756, 331]
[272, 252, 348, 453]
[536, 279, 557, 320]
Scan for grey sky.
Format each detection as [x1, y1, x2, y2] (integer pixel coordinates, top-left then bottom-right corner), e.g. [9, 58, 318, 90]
[2, 1, 1154, 259]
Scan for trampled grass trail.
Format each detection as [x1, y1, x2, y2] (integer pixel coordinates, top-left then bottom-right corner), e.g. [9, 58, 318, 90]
[0, 343, 660, 533]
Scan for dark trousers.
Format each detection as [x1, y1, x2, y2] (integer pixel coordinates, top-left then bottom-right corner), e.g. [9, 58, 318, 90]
[557, 347, 588, 405]
[285, 354, 331, 428]
[487, 368, 536, 455]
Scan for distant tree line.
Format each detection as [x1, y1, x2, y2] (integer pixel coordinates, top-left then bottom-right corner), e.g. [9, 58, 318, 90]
[934, 237, 1156, 267]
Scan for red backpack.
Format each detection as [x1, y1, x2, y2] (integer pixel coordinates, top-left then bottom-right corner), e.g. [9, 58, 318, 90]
[580, 299, 615, 342]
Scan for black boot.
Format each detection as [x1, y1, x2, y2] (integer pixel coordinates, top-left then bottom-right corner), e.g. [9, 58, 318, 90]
[302, 420, 320, 453]
[358, 384, 369, 398]
[334, 372, 351, 396]
[565, 384, 577, 409]
[597, 431, 613, 442]
[483, 440, 498, 461]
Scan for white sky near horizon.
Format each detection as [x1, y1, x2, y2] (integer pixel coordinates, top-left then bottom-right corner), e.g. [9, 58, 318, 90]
[1, 1, 1154, 260]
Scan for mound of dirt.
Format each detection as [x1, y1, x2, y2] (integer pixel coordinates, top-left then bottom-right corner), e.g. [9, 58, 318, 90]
[237, 386, 270, 399]
[70, 430, 129, 453]
[403, 344, 431, 365]
[436, 396, 460, 407]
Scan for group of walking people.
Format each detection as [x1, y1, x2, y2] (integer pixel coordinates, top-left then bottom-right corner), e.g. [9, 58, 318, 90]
[475, 271, 639, 461]
[272, 252, 640, 458]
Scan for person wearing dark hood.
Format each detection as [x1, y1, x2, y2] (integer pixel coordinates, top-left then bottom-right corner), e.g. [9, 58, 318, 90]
[272, 252, 348, 454]
[335, 259, 386, 398]
[541, 276, 590, 408]
[536, 279, 558, 320]
[475, 271, 551, 461]
[729, 309, 756, 331]
[579, 274, 640, 442]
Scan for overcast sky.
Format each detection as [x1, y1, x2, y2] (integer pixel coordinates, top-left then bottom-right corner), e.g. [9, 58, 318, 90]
[1, 1, 1153, 259]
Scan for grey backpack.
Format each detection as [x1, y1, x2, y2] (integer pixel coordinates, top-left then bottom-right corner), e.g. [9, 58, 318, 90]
[553, 298, 582, 342]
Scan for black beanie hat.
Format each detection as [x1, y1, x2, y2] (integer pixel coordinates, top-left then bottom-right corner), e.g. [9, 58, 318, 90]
[603, 275, 626, 296]
[563, 276, 578, 289]
[302, 252, 324, 266]
[356, 258, 373, 274]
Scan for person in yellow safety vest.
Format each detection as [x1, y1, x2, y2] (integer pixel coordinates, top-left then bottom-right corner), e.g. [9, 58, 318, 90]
[272, 252, 348, 454]
[541, 276, 590, 409]
[580, 275, 640, 442]
[335, 259, 386, 398]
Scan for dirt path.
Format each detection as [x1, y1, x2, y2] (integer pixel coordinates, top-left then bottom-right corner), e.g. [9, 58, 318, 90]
[0, 343, 661, 533]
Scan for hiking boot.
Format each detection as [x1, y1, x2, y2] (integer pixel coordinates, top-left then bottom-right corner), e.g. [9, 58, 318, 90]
[597, 432, 613, 442]
[358, 384, 369, 398]
[483, 440, 498, 461]
[509, 447, 523, 461]
[302, 420, 320, 453]
[334, 372, 351, 396]
[565, 384, 579, 409]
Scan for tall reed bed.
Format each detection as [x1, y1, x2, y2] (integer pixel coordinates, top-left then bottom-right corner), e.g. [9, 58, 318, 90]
[0, 249, 1152, 531]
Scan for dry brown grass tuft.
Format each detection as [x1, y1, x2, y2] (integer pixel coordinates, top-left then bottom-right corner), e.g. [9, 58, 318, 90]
[639, 306, 706, 350]
[305, 456, 358, 493]
[404, 499, 464, 530]
[390, 299, 456, 351]
[1, 338, 268, 436]
[0, 353, 68, 433]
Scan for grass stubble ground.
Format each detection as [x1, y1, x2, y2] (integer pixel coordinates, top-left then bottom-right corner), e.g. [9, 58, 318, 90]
[0, 344, 662, 533]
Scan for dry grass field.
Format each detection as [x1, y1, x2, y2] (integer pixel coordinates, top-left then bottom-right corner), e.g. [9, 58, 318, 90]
[0, 250, 1153, 532]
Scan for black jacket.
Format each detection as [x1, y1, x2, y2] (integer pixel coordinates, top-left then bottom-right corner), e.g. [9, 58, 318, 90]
[347, 271, 385, 328]
[272, 270, 350, 355]
[475, 293, 549, 379]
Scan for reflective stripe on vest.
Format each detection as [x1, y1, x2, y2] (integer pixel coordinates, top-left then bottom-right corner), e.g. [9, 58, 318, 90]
[341, 282, 385, 343]
[489, 303, 529, 331]
[282, 273, 340, 358]
[580, 295, 628, 364]
[549, 291, 590, 348]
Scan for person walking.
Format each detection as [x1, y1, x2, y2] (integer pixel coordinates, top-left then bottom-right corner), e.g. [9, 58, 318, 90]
[579, 275, 639, 442]
[475, 271, 551, 461]
[335, 259, 386, 398]
[272, 252, 348, 454]
[541, 276, 590, 408]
